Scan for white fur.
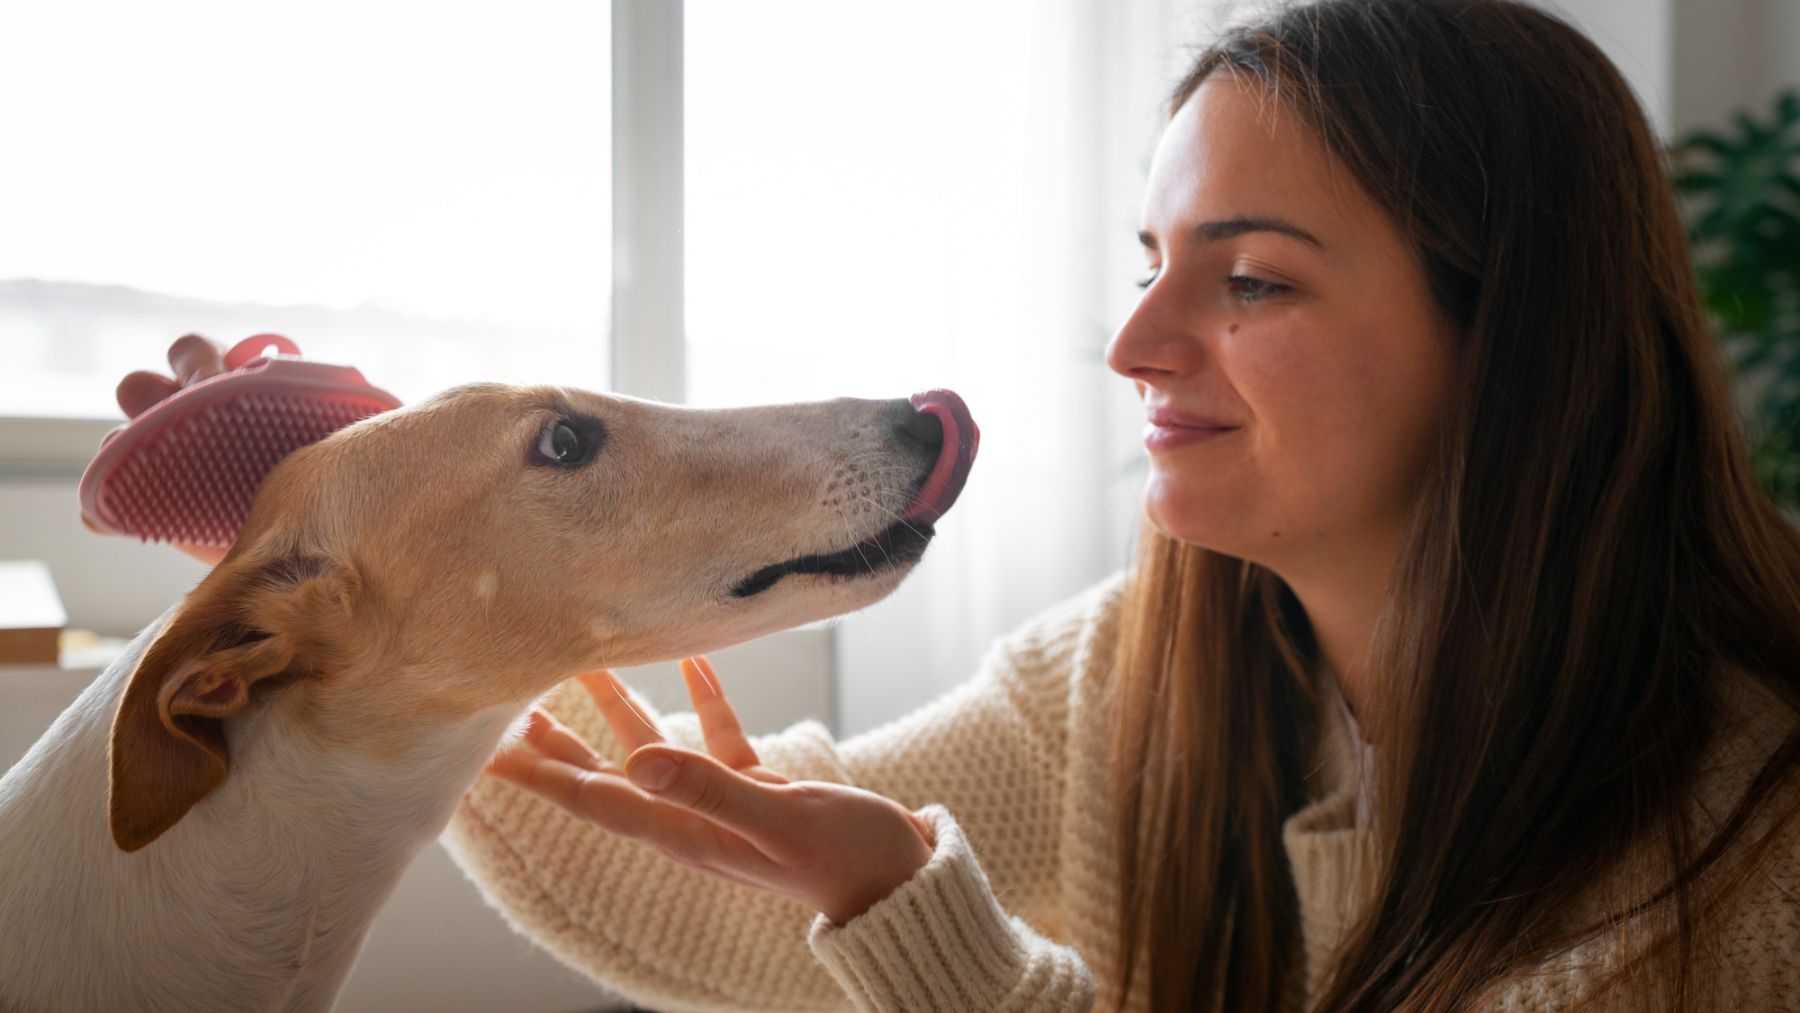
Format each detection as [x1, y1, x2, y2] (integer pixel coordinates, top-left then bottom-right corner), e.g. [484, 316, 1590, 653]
[0, 613, 519, 1013]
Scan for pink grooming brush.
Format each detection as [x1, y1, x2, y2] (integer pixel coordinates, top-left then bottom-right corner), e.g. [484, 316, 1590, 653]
[79, 335, 402, 548]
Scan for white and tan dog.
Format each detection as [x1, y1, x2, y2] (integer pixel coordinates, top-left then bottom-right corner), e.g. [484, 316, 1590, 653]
[0, 383, 975, 1012]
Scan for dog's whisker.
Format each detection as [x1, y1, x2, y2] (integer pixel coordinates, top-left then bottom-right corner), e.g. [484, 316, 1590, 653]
[850, 490, 918, 532]
[845, 493, 913, 571]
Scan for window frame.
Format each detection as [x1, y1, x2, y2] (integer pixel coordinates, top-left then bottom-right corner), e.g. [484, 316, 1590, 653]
[610, 0, 687, 404]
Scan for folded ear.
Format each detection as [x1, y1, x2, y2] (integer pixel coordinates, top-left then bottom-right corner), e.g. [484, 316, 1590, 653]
[109, 554, 361, 852]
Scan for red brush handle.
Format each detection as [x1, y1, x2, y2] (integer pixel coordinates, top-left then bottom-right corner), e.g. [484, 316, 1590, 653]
[224, 334, 303, 369]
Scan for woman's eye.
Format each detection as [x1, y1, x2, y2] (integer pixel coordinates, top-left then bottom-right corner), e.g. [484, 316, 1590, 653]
[1228, 275, 1290, 303]
[1135, 270, 1161, 291]
[535, 420, 588, 466]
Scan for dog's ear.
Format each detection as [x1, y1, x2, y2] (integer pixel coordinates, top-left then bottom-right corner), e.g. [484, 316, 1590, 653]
[108, 553, 361, 852]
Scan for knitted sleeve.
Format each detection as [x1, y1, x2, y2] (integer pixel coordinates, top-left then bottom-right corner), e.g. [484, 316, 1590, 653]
[807, 804, 1096, 1012]
[442, 577, 1121, 1013]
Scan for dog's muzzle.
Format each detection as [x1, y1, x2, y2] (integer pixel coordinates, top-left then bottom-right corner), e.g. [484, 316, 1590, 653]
[728, 390, 980, 598]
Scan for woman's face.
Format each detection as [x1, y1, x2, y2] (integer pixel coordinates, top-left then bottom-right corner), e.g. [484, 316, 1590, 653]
[1108, 76, 1457, 579]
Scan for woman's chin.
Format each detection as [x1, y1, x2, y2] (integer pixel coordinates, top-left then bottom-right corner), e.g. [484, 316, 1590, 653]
[1143, 488, 1245, 554]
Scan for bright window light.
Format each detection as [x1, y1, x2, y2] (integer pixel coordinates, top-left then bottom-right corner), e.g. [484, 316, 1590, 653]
[0, 0, 611, 418]
[684, 0, 1034, 409]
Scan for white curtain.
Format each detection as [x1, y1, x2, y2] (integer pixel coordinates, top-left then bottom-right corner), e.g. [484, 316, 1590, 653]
[813, 0, 1221, 733]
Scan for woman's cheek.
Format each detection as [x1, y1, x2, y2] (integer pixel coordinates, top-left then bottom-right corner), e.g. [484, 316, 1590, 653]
[1223, 327, 1321, 447]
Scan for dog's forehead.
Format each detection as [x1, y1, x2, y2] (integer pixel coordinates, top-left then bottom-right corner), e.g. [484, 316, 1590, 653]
[397, 382, 623, 429]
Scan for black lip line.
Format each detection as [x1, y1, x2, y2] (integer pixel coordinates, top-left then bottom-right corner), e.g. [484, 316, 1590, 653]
[730, 520, 936, 598]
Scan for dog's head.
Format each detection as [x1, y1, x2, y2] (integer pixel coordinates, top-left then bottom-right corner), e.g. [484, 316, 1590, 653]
[107, 383, 977, 851]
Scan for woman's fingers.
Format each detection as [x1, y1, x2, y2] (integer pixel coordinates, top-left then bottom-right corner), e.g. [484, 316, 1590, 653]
[487, 749, 642, 827]
[115, 371, 181, 418]
[576, 669, 664, 751]
[167, 333, 227, 387]
[680, 656, 764, 771]
[115, 334, 227, 418]
[624, 744, 795, 847]
[490, 747, 782, 885]
[492, 725, 937, 924]
[519, 709, 611, 772]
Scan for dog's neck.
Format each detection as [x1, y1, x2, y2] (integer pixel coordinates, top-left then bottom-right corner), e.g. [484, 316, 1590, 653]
[0, 613, 525, 1013]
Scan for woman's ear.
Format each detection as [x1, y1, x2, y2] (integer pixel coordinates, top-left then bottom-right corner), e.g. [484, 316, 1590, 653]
[108, 553, 361, 852]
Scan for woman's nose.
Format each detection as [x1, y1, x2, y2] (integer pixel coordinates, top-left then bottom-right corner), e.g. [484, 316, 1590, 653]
[1106, 282, 1204, 384]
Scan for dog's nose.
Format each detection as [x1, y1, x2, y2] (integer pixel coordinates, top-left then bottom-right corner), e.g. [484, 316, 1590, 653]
[895, 401, 945, 455]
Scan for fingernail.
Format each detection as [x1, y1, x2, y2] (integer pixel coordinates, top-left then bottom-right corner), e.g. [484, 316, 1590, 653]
[629, 755, 678, 791]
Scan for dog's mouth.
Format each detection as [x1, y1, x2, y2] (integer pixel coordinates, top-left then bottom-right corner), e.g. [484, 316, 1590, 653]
[727, 519, 937, 598]
[730, 390, 979, 599]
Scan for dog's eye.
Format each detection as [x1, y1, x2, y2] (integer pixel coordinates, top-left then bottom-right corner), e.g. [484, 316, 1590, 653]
[535, 420, 589, 466]
[528, 413, 606, 468]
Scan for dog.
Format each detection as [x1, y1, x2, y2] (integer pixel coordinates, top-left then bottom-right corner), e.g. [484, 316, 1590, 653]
[0, 383, 973, 1012]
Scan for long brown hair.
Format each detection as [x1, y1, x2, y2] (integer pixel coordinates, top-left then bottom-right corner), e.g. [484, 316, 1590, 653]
[1107, 2, 1800, 1010]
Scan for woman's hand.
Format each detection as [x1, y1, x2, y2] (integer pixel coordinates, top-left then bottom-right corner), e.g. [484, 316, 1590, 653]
[94, 334, 232, 566]
[486, 657, 937, 926]
[115, 333, 227, 420]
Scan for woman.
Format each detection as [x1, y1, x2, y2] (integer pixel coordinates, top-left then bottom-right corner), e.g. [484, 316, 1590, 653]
[123, 0, 1799, 1009]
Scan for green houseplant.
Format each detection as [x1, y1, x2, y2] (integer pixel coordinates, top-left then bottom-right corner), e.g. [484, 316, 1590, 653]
[1672, 90, 1800, 509]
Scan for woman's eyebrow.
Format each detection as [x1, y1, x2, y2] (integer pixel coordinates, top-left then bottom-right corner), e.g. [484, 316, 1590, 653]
[1196, 216, 1324, 248]
[1136, 216, 1326, 251]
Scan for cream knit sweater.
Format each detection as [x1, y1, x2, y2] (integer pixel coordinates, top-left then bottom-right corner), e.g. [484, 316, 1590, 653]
[443, 577, 1800, 1011]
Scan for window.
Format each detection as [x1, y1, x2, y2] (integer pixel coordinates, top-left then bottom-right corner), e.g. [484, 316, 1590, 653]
[0, 2, 1144, 742]
[0, 0, 611, 419]
[684, 0, 1035, 408]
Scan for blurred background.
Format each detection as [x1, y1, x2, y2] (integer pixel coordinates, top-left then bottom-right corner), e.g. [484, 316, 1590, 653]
[1, 0, 1794, 1009]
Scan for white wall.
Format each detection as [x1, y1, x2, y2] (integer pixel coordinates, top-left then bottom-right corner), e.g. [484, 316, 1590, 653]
[1672, 0, 1800, 135]
[1541, 0, 1675, 132]
[1207, 1, 1800, 143]
[0, 479, 210, 637]
[1544, 0, 1800, 138]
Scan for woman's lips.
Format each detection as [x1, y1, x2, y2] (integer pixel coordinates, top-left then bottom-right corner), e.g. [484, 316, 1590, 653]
[1143, 405, 1240, 452]
[1144, 423, 1239, 451]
